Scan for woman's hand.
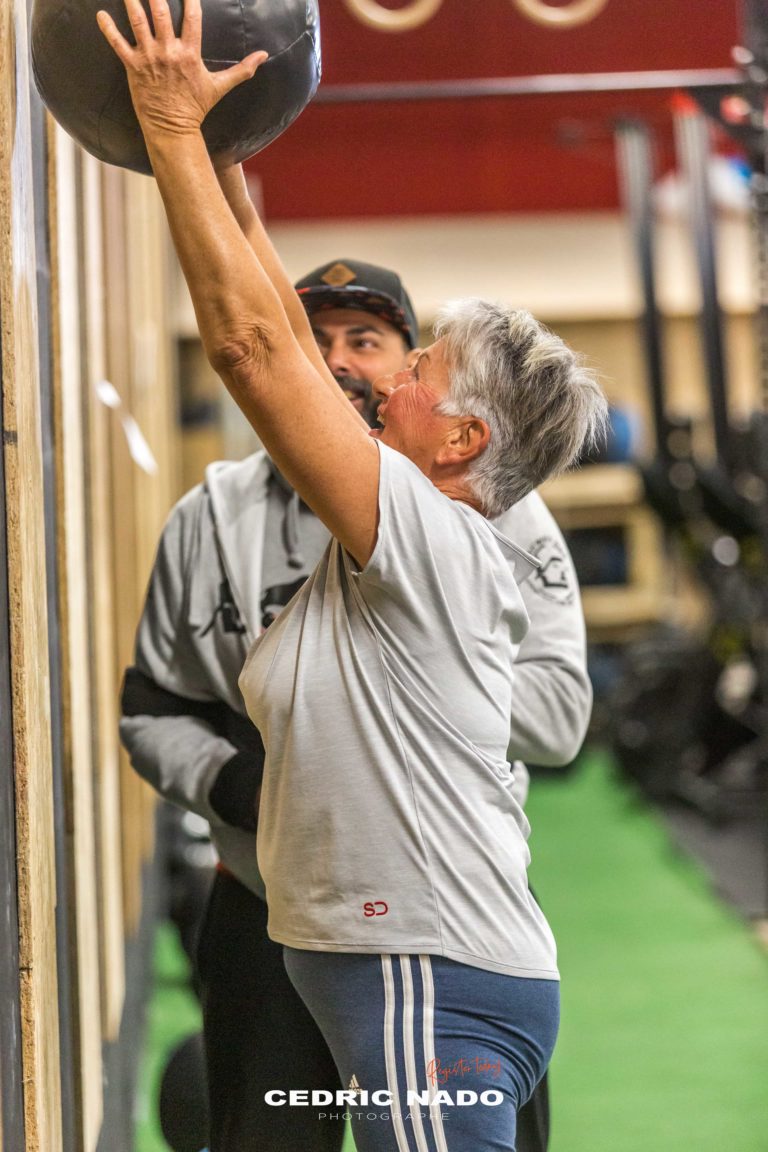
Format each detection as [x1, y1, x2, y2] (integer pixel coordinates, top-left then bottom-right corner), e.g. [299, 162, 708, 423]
[97, 0, 268, 139]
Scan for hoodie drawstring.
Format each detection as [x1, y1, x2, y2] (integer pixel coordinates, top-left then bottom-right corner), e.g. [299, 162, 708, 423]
[283, 490, 305, 570]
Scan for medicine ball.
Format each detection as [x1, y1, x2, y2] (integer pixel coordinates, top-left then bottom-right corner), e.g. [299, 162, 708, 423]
[31, 0, 321, 174]
[158, 1032, 209, 1152]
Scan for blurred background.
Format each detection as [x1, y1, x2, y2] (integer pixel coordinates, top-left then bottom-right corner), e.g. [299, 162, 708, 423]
[2, 1, 767, 1151]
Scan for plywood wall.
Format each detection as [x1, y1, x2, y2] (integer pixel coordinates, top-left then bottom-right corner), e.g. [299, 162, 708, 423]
[101, 166, 179, 937]
[79, 152, 126, 1046]
[49, 125, 104, 1152]
[0, 2, 63, 1149]
[53, 150, 179, 1144]
[2, 3, 180, 1149]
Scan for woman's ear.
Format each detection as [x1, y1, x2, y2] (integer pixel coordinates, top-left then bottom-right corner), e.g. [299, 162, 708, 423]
[438, 417, 490, 466]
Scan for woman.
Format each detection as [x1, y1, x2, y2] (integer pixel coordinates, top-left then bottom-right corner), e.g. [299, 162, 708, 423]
[98, 4, 606, 1148]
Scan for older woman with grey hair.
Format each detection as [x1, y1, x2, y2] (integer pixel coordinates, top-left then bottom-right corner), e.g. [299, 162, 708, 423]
[99, 3, 606, 1148]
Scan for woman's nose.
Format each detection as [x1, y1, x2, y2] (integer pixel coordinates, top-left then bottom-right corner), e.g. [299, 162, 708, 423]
[373, 375, 395, 400]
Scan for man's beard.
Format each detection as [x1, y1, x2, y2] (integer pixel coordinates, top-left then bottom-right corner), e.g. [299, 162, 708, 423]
[336, 376, 380, 428]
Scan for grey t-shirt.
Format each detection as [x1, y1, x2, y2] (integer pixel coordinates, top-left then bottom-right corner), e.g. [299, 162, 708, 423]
[239, 442, 558, 980]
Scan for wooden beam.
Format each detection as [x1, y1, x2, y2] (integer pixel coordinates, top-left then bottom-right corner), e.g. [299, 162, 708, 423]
[102, 166, 155, 938]
[81, 153, 126, 1044]
[48, 125, 104, 1152]
[0, 2, 63, 1149]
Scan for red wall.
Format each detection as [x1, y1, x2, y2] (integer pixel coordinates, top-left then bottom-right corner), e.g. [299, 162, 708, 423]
[247, 0, 742, 219]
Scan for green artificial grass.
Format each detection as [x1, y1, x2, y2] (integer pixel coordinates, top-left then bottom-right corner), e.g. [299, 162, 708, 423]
[134, 923, 203, 1152]
[525, 750, 768, 1152]
[136, 750, 768, 1152]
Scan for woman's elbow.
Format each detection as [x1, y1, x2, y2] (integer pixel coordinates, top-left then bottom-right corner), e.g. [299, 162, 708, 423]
[205, 322, 273, 382]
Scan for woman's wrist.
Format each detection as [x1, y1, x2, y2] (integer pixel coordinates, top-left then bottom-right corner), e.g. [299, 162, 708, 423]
[134, 111, 204, 144]
[142, 122, 207, 165]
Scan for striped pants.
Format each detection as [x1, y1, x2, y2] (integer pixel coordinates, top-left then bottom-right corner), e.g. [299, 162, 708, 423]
[283, 949, 559, 1152]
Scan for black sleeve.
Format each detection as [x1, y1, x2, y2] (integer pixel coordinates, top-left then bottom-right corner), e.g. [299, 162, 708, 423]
[121, 666, 265, 832]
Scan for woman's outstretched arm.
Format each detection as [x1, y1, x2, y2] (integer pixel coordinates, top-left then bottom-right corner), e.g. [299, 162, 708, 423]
[98, 0, 381, 564]
[214, 164, 342, 392]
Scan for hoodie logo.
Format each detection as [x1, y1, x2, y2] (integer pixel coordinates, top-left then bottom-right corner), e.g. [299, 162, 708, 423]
[260, 577, 308, 631]
[527, 536, 575, 606]
[199, 578, 247, 636]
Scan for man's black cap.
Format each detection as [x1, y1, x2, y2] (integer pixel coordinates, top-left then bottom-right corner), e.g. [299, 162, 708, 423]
[295, 259, 419, 349]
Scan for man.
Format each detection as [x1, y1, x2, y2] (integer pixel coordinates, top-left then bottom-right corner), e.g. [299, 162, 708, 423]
[121, 255, 591, 1152]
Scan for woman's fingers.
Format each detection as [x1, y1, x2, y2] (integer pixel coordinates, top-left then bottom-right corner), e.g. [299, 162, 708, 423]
[122, 0, 153, 46]
[97, 1, 268, 124]
[213, 51, 269, 100]
[147, 0, 175, 44]
[181, 0, 203, 49]
[96, 9, 134, 61]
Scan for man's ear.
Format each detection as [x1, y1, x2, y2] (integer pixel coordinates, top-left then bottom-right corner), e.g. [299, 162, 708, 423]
[438, 418, 490, 466]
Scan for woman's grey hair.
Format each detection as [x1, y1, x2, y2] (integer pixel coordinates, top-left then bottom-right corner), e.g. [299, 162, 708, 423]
[434, 299, 609, 517]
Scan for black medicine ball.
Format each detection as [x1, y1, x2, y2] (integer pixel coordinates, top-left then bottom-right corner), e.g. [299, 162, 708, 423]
[31, 0, 321, 174]
[158, 1032, 209, 1152]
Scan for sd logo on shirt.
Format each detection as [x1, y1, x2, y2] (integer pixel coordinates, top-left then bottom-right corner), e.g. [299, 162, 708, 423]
[363, 901, 389, 918]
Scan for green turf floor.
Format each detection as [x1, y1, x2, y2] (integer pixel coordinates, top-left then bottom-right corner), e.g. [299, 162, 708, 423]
[135, 750, 768, 1152]
[525, 750, 768, 1152]
[134, 925, 202, 1152]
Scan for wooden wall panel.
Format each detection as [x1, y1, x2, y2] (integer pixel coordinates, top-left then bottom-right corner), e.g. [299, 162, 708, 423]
[103, 168, 179, 937]
[49, 126, 103, 1152]
[4, 5, 179, 1147]
[0, 1, 63, 1149]
[81, 154, 126, 1044]
[125, 176, 176, 866]
[101, 167, 146, 937]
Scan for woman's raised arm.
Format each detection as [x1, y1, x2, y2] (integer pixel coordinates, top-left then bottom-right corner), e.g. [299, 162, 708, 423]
[214, 164, 345, 395]
[97, 0, 381, 564]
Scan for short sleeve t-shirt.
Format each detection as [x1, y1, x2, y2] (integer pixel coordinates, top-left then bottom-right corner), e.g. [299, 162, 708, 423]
[239, 442, 558, 979]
